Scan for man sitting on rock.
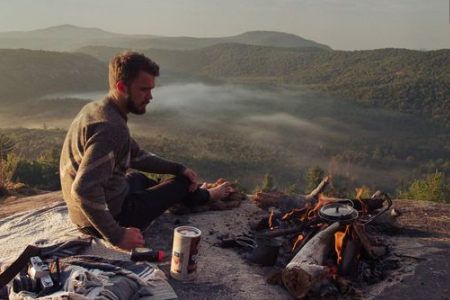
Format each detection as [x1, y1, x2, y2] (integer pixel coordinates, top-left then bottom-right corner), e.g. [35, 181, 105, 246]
[60, 51, 231, 251]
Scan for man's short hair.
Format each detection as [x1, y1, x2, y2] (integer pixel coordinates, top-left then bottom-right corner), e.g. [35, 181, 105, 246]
[108, 51, 160, 89]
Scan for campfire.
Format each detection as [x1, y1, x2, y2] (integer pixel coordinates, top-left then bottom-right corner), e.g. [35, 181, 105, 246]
[249, 176, 394, 299]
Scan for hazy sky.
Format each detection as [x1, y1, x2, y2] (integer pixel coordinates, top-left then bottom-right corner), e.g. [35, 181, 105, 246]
[0, 0, 448, 50]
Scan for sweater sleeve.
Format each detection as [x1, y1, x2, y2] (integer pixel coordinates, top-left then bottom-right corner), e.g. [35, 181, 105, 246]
[71, 124, 126, 245]
[129, 138, 186, 175]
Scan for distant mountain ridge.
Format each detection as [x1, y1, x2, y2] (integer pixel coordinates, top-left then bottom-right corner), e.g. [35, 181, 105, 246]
[226, 31, 331, 50]
[0, 24, 124, 40]
[0, 24, 331, 51]
[124, 30, 331, 51]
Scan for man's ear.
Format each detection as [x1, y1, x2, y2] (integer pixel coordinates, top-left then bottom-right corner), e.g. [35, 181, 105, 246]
[116, 81, 127, 94]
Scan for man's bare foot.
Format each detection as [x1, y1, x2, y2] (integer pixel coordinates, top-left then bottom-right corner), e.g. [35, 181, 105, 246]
[201, 181, 233, 201]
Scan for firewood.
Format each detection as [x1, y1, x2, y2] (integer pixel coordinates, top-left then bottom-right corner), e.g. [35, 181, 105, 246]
[353, 225, 387, 259]
[251, 192, 284, 209]
[334, 276, 350, 294]
[256, 224, 306, 238]
[307, 176, 330, 200]
[282, 222, 340, 299]
[290, 226, 321, 258]
[251, 176, 330, 211]
[266, 268, 284, 285]
[338, 238, 361, 276]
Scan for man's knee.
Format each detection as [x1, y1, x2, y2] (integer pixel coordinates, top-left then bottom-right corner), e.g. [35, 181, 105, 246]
[171, 175, 192, 189]
[126, 171, 158, 192]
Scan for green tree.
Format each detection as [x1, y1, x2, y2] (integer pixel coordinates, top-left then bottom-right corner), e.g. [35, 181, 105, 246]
[0, 134, 17, 195]
[0, 153, 20, 196]
[256, 173, 277, 193]
[304, 166, 324, 193]
[398, 171, 449, 203]
[14, 150, 61, 191]
[0, 133, 15, 160]
[36, 146, 61, 190]
[286, 183, 301, 194]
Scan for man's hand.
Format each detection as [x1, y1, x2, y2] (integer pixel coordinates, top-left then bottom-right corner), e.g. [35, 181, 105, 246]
[182, 168, 198, 192]
[117, 227, 145, 251]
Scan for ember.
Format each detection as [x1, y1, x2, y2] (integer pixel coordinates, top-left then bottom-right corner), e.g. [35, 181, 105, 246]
[291, 234, 303, 252]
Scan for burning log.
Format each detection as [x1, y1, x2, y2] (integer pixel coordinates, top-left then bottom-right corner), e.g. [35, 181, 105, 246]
[251, 176, 330, 210]
[282, 222, 340, 299]
[256, 224, 306, 238]
[306, 176, 330, 200]
[257, 219, 322, 238]
[251, 192, 314, 211]
[292, 227, 321, 254]
[338, 236, 362, 276]
[353, 225, 387, 259]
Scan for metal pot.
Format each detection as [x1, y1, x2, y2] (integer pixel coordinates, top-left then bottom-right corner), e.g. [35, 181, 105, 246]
[318, 193, 393, 225]
[318, 201, 359, 224]
[236, 236, 282, 266]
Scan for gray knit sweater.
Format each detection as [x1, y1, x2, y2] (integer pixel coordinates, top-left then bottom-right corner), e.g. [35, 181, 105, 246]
[60, 97, 185, 245]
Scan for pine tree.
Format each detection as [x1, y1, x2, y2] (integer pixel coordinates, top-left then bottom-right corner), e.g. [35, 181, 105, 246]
[304, 166, 324, 193]
[0, 134, 16, 195]
[261, 173, 277, 192]
[0, 134, 14, 160]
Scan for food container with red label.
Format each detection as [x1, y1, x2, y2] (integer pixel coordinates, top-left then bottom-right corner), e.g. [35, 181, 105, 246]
[170, 226, 202, 280]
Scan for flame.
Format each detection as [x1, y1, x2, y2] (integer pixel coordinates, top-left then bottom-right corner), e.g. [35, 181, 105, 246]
[310, 194, 333, 216]
[268, 210, 274, 229]
[281, 207, 309, 222]
[356, 188, 363, 199]
[291, 235, 304, 252]
[334, 225, 352, 265]
[355, 187, 369, 214]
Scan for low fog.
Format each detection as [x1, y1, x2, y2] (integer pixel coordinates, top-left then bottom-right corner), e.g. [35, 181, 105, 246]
[134, 82, 428, 189]
[0, 81, 435, 191]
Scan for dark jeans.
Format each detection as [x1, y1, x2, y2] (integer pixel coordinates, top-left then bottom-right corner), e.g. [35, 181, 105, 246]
[79, 172, 210, 238]
[116, 172, 210, 229]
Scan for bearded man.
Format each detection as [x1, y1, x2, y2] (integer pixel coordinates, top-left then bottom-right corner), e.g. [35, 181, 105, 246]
[60, 51, 230, 251]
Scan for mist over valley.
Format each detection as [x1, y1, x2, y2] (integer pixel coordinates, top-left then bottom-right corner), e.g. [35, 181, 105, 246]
[0, 25, 449, 197]
[0, 79, 444, 193]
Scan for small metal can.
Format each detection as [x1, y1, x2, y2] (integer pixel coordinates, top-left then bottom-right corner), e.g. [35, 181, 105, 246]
[170, 226, 202, 281]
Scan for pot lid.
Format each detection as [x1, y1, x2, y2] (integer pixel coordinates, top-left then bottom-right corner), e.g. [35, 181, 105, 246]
[318, 202, 359, 223]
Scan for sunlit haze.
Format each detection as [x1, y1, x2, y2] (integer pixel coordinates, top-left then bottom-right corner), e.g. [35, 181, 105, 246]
[0, 0, 448, 50]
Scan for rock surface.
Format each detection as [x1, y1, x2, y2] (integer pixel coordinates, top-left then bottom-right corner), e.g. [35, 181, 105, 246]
[0, 192, 449, 299]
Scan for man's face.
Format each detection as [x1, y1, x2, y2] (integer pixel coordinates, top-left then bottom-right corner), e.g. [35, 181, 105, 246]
[124, 71, 155, 115]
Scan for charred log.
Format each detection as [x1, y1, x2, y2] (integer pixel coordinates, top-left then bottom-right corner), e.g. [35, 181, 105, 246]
[257, 219, 323, 238]
[251, 176, 330, 211]
[353, 225, 387, 259]
[338, 237, 362, 276]
[282, 222, 340, 299]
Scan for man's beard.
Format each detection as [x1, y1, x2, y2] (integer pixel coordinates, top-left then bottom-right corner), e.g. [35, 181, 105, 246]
[126, 94, 146, 115]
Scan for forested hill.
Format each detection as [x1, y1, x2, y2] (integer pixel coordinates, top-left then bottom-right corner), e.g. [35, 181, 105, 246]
[78, 44, 450, 128]
[125, 31, 332, 51]
[0, 25, 331, 51]
[0, 46, 448, 128]
[0, 49, 107, 101]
